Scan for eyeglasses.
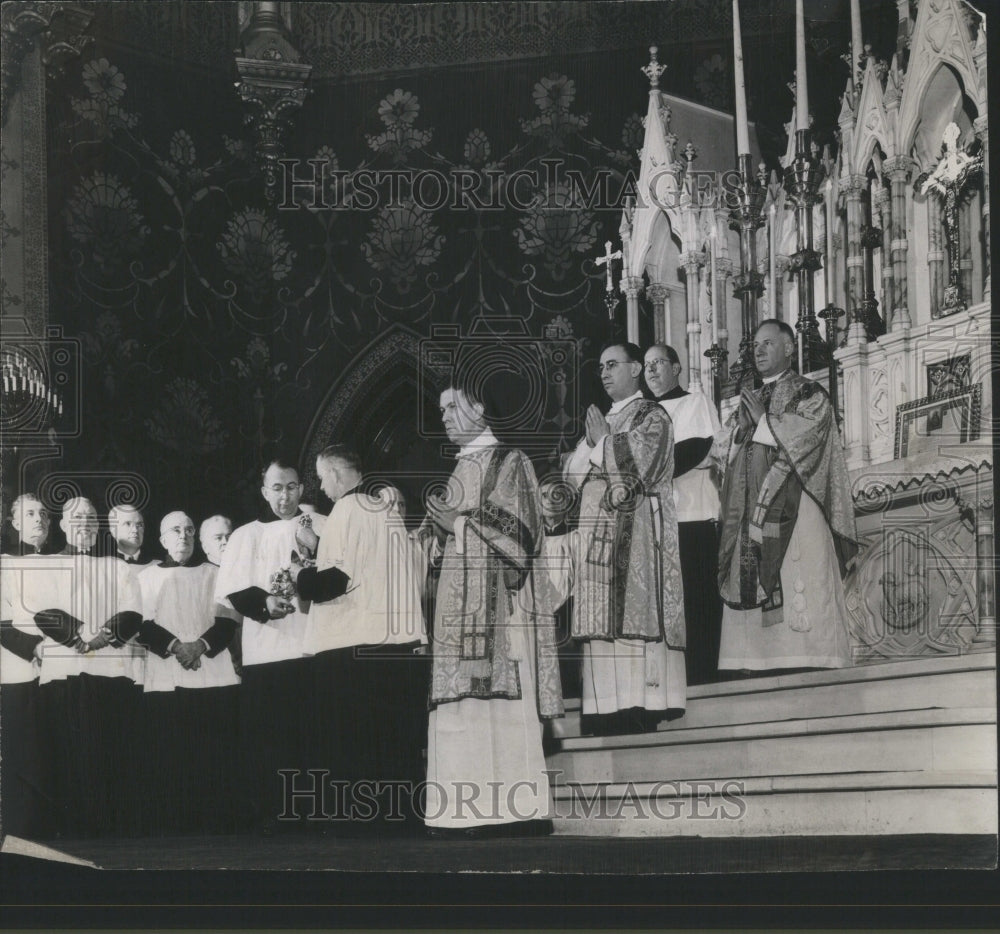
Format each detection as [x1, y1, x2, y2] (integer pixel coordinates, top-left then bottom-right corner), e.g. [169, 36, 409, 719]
[266, 483, 301, 494]
[644, 358, 673, 371]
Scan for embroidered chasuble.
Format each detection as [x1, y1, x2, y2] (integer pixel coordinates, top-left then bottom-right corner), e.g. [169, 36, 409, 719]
[563, 393, 685, 715]
[717, 369, 859, 669]
[422, 431, 562, 828]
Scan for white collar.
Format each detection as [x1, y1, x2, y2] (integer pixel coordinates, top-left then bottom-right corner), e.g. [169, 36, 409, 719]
[762, 369, 791, 385]
[607, 390, 645, 415]
[457, 427, 499, 458]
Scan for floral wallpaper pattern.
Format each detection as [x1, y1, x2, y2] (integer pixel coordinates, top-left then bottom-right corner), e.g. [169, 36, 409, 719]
[45, 45, 648, 520]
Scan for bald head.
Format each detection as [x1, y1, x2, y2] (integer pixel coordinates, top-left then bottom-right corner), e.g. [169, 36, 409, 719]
[160, 511, 195, 565]
[753, 320, 795, 378]
[199, 514, 232, 566]
[61, 497, 98, 552]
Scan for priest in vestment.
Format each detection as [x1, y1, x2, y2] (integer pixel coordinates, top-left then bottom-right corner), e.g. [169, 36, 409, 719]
[563, 342, 685, 734]
[214, 459, 314, 834]
[421, 380, 562, 836]
[134, 512, 241, 835]
[717, 320, 858, 671]
[644, 343, 724, 685]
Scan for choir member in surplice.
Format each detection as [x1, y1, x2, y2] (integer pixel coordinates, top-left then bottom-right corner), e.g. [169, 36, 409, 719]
[563, 342, 685, 735]
[717, 320, 858, 672]
[291, 447, 427, 836]
[31, 497, 143, 837]
[107, 503, 157, 833]
[214, 459, 313, 835]
[1, 495, 52, 837]
[644, 343, 724, 685]
[135, 512, 241, 835]
[420, 377, 563, 838]
[200, 515, 238, 674]
[108, 504, 150, 565]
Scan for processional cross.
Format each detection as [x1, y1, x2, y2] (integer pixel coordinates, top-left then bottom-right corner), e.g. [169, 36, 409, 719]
[916, 122, 983, 315]
[595, 240, 623, 321]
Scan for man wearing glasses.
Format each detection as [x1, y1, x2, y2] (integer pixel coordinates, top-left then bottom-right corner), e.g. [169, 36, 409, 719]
[563, 342, 685, 735]
[644, 343, 724, 685]
[214, 458, 314, 834]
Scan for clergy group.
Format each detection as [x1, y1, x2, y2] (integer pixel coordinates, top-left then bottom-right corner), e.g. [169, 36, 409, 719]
[0, 319, 858, 841]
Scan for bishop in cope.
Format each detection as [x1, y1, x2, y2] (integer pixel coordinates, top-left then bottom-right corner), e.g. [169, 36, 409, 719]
[717, 320, 859, 671]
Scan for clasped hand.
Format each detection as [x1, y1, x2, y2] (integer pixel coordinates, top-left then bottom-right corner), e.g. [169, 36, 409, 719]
[585, 405, 609, 448]
[265, 594, 295, 619]
[739, 388, 766, 432]
[172, 640, 205, 670]
[425, 494, 459, 539]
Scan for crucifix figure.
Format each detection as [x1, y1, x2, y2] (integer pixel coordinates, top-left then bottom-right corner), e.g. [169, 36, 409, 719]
[917, 122, 983, 315]
[596, 240, 624, 325]
[596, 240, 623, 293]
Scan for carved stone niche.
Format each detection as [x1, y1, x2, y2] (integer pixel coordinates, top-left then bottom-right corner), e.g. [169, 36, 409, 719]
[844, 471, 987, 662]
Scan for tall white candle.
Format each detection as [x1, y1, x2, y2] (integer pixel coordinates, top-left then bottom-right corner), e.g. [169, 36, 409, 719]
[795, 0, 809, 131]
[733, 0, 751, 155]
[850, 0, 863, 78]
[769, 203, 777, 311]
[825, 180, 834, 303]
[710, 226, 720, 343]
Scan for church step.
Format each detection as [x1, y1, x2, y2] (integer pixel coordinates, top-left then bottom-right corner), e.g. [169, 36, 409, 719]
[547, 708, 996, 785]
[548, 774, 998, 838]
[550, 654, 996, 740]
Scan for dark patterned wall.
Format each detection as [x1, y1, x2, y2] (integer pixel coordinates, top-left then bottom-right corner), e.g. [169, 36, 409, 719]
[42, 38, 660, 527]
[30, 0, 902, 535]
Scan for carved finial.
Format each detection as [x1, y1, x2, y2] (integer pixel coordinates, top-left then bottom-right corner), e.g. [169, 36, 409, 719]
[683, 140, 698, 165]
[641, 45, 667, 89]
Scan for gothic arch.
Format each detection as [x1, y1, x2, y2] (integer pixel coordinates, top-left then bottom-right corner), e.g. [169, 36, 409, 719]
[900, 63, 979, 170]
[301, 324, 448, 510]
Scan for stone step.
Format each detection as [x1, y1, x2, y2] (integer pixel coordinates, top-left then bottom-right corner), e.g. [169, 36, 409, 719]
[547, 708, 996, 785]
[549, 776, 997, 838]
[544, 654, 997, 838]
[551, 654, 997, 740]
